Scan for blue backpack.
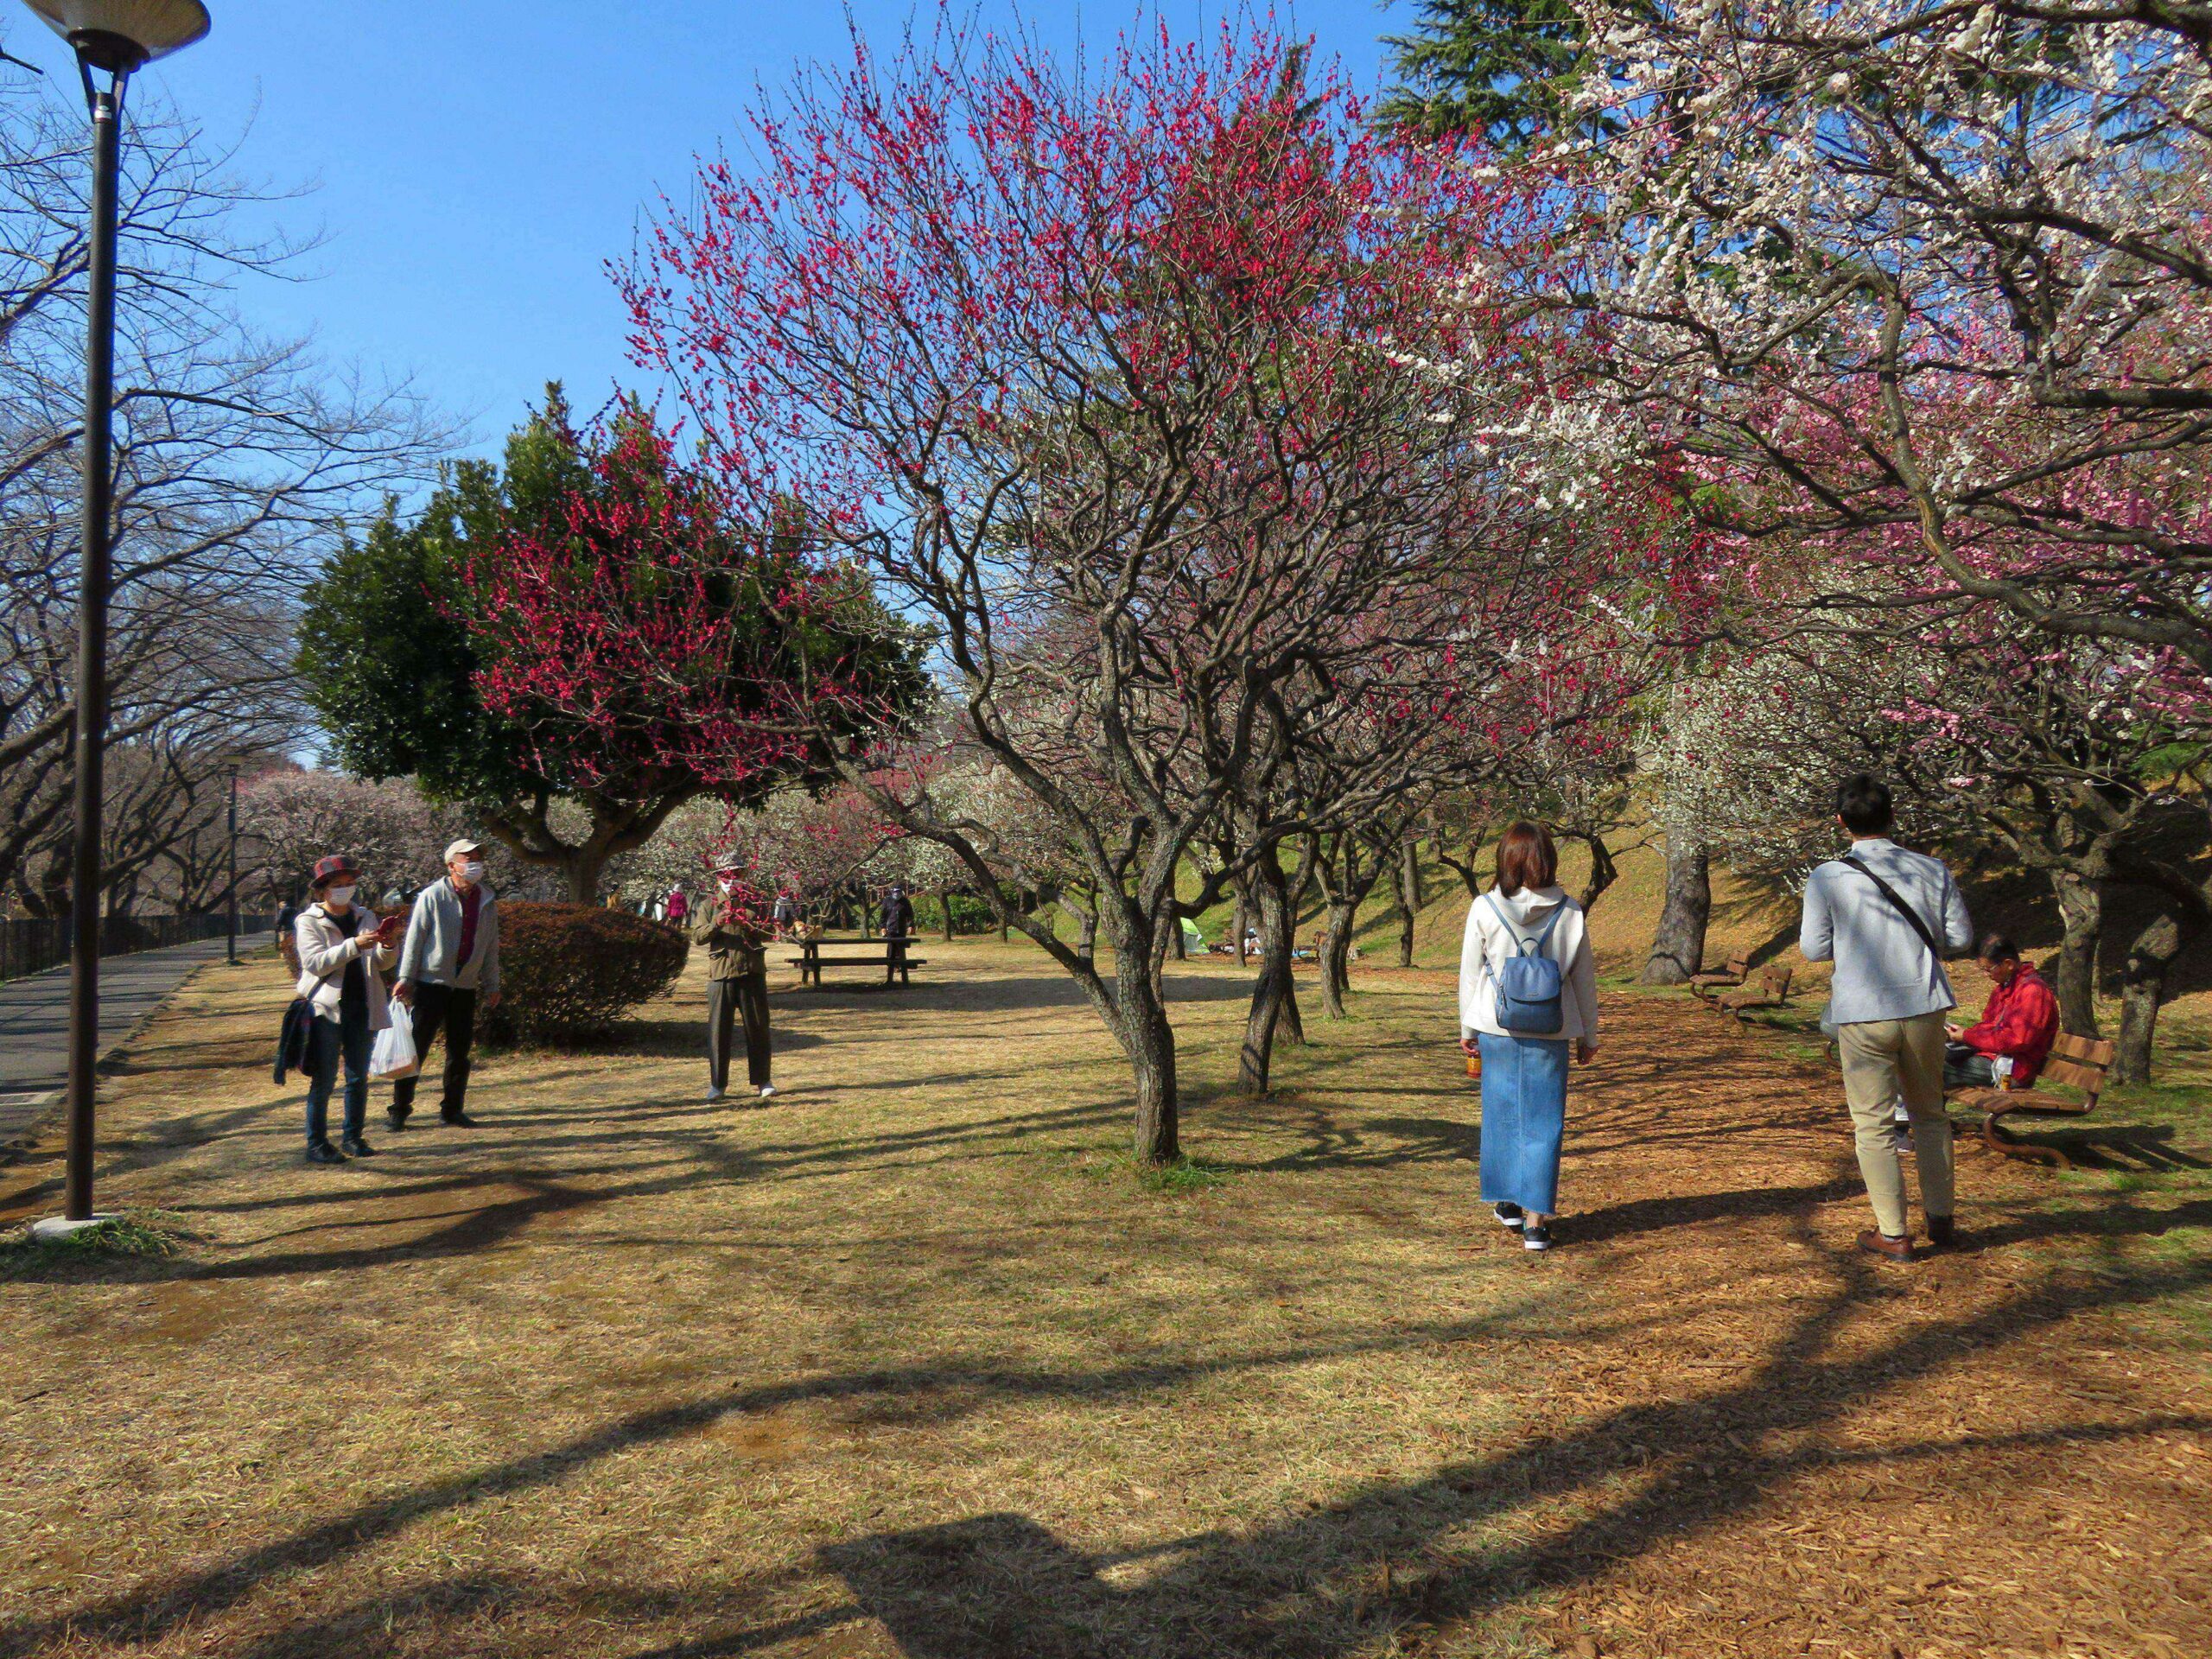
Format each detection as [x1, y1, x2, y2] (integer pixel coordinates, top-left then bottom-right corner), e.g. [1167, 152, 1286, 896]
[1484, 891, 1571, 1034]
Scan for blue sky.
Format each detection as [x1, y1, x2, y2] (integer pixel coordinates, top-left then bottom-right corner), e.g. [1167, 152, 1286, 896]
[17, 2, 1408, 461]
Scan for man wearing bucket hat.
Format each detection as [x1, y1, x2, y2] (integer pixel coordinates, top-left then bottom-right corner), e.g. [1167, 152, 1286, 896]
[391, 838, 502, 1130]
[294, 854, 404, 1164]
[691, 854, 775, 1103]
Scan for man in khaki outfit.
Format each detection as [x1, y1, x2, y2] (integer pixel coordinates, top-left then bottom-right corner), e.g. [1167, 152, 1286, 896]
[1800, 774, 1974, 1262]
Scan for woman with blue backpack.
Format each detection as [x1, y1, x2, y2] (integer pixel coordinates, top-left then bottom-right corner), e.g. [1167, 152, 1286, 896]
[1458, 822, 1599, 1251]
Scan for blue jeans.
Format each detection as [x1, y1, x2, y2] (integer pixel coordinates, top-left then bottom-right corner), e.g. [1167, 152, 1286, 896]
[305, 1007, 372, 1146]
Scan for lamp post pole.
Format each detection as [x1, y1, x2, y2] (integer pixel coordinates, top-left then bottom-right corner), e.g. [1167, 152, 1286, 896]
[21, 1, 213, 1235]
[60, 67, 122, 1222]
[226, 767, 239, 965]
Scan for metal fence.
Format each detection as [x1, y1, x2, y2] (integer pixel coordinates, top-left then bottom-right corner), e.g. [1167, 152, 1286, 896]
[0, 912, 276, 983]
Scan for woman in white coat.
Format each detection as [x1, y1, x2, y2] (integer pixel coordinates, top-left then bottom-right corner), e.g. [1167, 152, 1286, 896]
[294, 854, 403, 1164]
[1458, 822, 1599, 1250]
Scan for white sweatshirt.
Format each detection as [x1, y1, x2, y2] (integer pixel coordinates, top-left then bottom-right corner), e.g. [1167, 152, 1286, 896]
[1458, 885, 1599, 1046]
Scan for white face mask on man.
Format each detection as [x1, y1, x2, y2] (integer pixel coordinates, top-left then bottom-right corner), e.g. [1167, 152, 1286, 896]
[461, 861, 486, 886]
[719, 878, 738, 894]
[325, 886, 356, 908]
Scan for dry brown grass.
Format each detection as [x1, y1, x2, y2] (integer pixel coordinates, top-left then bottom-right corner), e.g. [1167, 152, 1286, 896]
[1, 939, 2208, 1659]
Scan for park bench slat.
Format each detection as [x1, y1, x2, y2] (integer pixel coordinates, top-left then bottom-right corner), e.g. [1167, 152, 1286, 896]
[1688, 956, 1751, 999]
[1948, 1033, 2114, 1169]
[1714, 964, 1792, 1014]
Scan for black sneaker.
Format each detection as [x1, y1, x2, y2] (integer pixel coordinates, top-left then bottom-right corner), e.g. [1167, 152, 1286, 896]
[339, 1135, 378, 1158]
[1926, 1215, 1959, 1249]
[305, 1140, 346, 1166]
[441, 1112, 479, 1128]
[1522, 1223, 1552, 1252]
[1494, 1202, 1525, 1230]
[385, 1110, 409, 1133]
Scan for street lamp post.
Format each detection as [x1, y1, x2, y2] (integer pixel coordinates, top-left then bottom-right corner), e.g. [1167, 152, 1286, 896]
[21, 0, 211, 1233]
[225, 766, 238, 965]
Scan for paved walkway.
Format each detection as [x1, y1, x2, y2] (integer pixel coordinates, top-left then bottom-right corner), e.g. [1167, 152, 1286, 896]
[0, 936, 242, 1151]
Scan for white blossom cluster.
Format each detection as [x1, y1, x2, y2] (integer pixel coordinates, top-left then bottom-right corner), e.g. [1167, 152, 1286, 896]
[1552, 0, 2212, 585]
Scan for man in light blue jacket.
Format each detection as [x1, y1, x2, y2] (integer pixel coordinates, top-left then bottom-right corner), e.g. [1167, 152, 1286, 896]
[1801, 774, 1974, 1263]
[391, 838, 501, 1131]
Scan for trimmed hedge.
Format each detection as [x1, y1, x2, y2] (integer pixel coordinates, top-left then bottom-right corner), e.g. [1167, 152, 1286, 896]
[485, 902, 690, 1046]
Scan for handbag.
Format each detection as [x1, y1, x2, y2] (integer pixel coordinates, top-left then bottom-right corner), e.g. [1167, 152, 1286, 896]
[370, 996, 420, 1081]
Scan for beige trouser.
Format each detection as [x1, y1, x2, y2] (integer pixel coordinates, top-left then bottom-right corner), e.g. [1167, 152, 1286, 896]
[1836, 1010, 1955, 1238]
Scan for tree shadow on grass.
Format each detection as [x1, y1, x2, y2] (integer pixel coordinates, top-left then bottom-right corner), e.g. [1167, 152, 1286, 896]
[22, 1094, 1137, 1283]
[32, 1249, 2210, 1659]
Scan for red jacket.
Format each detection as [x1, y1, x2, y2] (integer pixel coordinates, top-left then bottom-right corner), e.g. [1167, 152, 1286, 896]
[1961, 963, 2060, 1084]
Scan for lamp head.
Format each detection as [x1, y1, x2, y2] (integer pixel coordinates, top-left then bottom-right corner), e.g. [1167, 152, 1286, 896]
[22, 1, 211, 73]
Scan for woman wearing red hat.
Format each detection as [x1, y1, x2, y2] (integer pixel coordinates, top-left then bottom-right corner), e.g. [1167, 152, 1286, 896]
[293, 854, 403, 1164]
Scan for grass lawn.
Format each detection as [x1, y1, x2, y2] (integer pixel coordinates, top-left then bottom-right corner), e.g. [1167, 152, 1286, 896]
[2, 939, 2209, 1658]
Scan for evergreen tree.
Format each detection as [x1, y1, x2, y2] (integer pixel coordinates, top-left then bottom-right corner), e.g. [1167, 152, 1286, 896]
[1378, 0, 1595, 149]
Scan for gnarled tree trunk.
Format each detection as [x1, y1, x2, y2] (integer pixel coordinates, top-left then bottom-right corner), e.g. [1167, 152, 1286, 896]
[1319, 899, 1356, 1018]
[2050, 870, 2102, 1037]
[2113, 905, 2191, 1085]
[1238, 846, 1304, 1096]
[1640, 835, 1711, 985]
[1395, 834, 1421, 968]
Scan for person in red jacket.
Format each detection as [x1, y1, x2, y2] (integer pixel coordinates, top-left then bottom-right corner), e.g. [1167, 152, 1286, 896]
[1945, 935, 2060, 1090]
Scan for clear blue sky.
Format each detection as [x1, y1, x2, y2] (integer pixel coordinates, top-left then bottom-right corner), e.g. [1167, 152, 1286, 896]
[17, 2, 1410, 461]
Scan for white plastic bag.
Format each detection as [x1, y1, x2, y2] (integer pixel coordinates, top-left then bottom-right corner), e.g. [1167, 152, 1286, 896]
[370, 996, 419, 1081]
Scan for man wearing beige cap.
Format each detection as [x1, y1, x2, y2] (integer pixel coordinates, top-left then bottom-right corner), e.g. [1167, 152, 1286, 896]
[391, 838, 502, 1130]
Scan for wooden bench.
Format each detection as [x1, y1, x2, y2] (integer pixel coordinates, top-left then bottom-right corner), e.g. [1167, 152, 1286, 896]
[1714, 963, 1793, 1016]
[785, 937, 926, 988]
[1688, 955, 1751, 1000]
[1948, 1032, 2114, 1169]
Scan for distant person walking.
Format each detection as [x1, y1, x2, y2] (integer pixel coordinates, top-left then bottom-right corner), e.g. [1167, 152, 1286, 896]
[293, 855, 404, 1165]
[1458, 822, 1598, 1253]
[772, 889, 798, 938]
[391, 838, 501, 1131]
[276, 888, 308, 975]
[693, 857, 774, 1103]
[1801, 773, 1974, 1262]
[665, 886, 690, 925]
[880, 883, 914, 985]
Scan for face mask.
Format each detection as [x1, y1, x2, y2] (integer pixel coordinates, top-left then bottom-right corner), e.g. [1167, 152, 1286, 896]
[719, 879, 738, 894]
[326, 886, 356, 907]
[461, 861, 486, 885]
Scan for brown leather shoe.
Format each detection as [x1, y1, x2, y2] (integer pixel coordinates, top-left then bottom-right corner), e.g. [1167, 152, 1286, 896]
[1925, 1215, 1958, 1249]
[1858, 1229, 1915, 1264]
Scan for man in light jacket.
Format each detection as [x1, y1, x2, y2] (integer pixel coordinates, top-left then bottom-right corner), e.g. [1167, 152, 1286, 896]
[1801, 774, 1974, 1262]
[391, 838, 501, 1130]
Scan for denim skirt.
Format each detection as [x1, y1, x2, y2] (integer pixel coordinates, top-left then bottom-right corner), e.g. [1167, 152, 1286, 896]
[1477, 1032, 1569, 1215]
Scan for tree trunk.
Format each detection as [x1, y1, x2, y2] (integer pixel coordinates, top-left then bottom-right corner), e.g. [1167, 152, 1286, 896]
[1117, 976, 1179, 1163]
[1639, 836, 1712, 985]
[1395, 835, 1420, 968]
[1173, 912, 1187, 960]
[938, 887, 955, 941]
[1319, 899, 1356, 1018]
[2051, 870, 2102, 1037]
[1576, 833, 1619, 912]
[2113, 905, 2193, 1085]
[563, 846, 608, 906]
[1237, 849, 1304, 1096]
[1233, 889, 1249, 965]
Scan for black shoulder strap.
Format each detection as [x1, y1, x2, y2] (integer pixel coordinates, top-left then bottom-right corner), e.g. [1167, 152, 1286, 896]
[1840, 855, 1941, 963]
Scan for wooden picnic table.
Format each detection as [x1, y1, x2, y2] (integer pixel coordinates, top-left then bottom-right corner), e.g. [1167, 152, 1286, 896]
[785, 933, 927, 988]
